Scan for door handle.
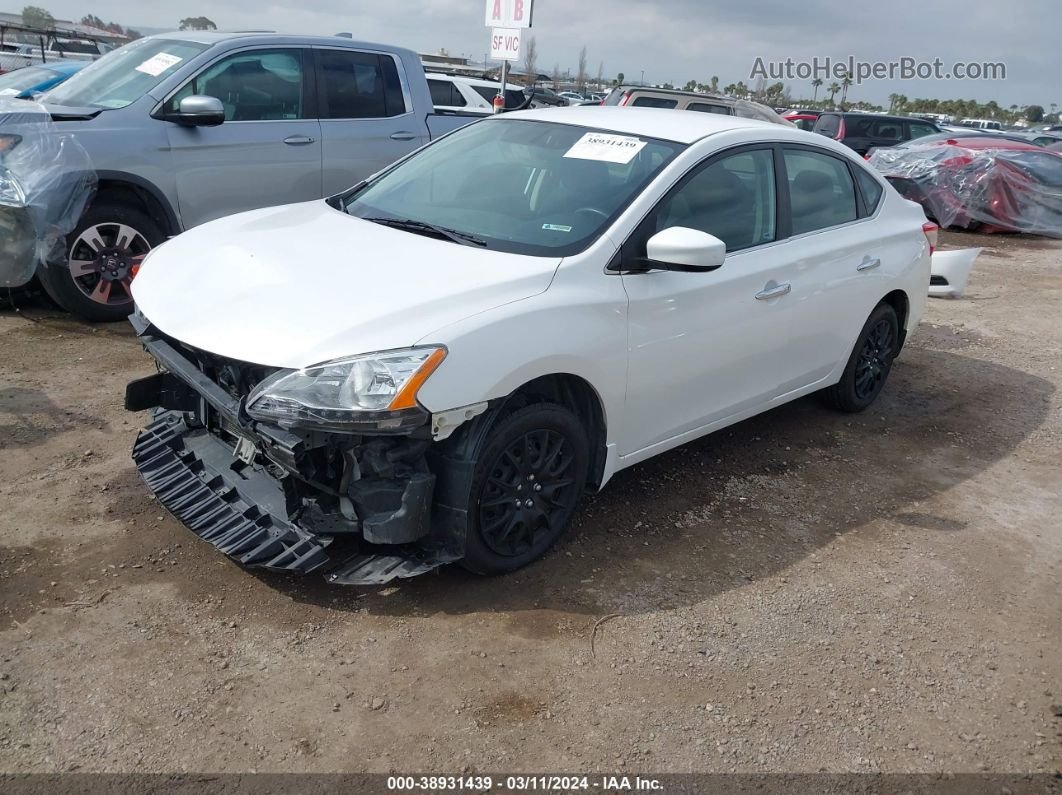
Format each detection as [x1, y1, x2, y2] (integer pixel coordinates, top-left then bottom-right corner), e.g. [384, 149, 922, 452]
[857, 256, 882, 272]
[755, 282, 791, 300]
[390, 131, 418, 141]
[283, 135, 316, 145]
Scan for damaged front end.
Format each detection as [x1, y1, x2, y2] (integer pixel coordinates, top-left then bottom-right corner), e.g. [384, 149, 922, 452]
[125, 313, 471, 585]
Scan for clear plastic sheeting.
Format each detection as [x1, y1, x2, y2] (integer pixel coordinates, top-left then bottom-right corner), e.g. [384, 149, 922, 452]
[734, 99, 795, 127]
[0, 99, 96, 287]
[868, 140, 1062, 237]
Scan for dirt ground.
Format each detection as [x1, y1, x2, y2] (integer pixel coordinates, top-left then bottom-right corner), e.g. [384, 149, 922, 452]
[0, 230, 1059, 776]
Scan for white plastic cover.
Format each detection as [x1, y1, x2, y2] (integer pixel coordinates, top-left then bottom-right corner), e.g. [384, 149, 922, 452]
[0, 99, 96, 287]
[930, 248, 982, 298]
[868, 140, 1062, 237]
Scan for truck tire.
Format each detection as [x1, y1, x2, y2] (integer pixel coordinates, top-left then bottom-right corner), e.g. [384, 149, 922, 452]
[38, 201, 164, 322]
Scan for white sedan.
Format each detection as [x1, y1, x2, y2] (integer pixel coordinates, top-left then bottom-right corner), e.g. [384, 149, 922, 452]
[127, 108, 935, 584]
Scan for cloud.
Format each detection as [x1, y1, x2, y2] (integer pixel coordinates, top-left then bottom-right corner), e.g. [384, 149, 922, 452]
[38, 0, 1062, 106]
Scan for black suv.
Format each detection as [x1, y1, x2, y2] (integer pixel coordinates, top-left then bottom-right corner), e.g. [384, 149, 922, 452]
[813, 113, 940, 155]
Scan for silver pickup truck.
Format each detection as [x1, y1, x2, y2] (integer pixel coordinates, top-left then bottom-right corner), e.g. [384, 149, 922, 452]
[11, 32, 478, 320]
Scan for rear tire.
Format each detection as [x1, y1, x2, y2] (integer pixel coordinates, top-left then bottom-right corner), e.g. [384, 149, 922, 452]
[821, 303, 899, 413]
[458, 404, 590, 576]
[37, 201, 164, 322]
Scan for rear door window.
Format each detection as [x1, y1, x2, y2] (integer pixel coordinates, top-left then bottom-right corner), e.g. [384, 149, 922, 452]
[316, 49, 407, 119]
[854, 167, 885, 216]
[784, 148, 859, 234]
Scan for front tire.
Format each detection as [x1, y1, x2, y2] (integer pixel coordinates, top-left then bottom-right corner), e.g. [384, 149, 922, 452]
[37, 202, 164, 322]
[822, 303, 900, 413]
[460, 404, 590, 575]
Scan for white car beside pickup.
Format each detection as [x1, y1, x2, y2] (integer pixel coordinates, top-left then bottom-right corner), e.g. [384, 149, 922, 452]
[127, 107, 934, 585]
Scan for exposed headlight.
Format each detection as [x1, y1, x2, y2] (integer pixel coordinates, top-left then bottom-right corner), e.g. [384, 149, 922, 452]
[246, 347, 446, 433]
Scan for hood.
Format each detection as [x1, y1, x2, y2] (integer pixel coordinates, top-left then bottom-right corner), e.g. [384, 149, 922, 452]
[132, 201, 561, 369]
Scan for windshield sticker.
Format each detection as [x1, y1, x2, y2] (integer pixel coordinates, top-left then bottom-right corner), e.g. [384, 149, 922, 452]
[564, 132, 647, 164]
[542, 223, 573, 233]
[135, 52, 183, 77]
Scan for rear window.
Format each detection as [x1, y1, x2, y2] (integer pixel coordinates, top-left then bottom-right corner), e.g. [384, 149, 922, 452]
[814, 114, 841, 138]
[687, 102, 731, 115]
[632, 96, 677, 109]
[470, 85, 525, 109]
[603, 89, 626, 106]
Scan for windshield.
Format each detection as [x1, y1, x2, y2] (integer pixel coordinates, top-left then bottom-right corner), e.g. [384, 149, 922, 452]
[45, 38, 210, 109]
[342, 118, 684, 256]
[0, 65, 60, 96]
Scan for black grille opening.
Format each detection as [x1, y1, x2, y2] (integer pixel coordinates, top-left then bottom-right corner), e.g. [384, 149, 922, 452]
[930, 275, 949, 286]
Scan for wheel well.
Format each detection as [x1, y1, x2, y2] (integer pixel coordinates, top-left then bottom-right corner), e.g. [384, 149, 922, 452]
[94, 180, 175, 237]
[881, 289, 910, 346]
[510, 374, 608, 490]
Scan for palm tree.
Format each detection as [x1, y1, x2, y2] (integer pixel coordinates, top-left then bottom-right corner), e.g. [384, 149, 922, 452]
[811, 78, 823, 104]
[827, 82, 840, 107]
[839, 75, 853, 108]
[887, 93, 899, 113]
[709, 75, 719, 94]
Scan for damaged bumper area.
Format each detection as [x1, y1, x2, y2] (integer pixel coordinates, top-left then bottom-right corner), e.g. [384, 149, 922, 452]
[125, 319, 465, 585]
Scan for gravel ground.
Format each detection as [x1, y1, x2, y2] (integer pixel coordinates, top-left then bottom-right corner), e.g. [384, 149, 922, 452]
[0, 230, 1059, 775]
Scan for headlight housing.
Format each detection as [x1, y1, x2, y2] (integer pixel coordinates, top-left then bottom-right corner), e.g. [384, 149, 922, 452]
[246, 347, 446, 433]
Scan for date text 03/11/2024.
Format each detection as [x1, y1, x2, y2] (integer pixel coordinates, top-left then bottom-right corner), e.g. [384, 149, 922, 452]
[385, 775, 664, 791]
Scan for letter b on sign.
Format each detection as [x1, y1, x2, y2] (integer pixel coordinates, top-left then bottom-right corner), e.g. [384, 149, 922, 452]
[485, 0, 533, 28]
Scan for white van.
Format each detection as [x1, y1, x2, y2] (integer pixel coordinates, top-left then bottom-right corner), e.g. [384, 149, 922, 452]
[961, 118, 1002, 131]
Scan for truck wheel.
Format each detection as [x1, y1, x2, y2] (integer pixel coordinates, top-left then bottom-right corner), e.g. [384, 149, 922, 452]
[460, 404, 590, 575]
[821, 303, 899, 413]
[37, 202, 164, 322]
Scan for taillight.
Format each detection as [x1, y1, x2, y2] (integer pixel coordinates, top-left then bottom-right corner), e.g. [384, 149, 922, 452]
[836, 118, 846, 141]
[922, 221, 939, 255]
[619, 92, 632, 106]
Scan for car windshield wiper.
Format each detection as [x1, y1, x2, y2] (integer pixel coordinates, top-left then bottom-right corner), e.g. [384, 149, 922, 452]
[362, 217, 488, 247]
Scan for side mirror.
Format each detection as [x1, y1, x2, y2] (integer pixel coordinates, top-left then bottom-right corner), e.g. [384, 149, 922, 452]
[171, 95, 225, 127]
[645, 226, 727, 272]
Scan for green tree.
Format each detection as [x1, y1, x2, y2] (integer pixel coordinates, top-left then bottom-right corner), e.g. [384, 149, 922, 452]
[21, 5, 54, 29]
[179, 16, 217, 31]
[1025, 104, 1044, 123]
[709, 75, 719, 94]
[827, 82, 841, 106]
[811, 77, 823, 103]
[839, 75, 853, 107]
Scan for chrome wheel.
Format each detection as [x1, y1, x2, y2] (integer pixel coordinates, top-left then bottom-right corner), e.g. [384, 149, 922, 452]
[68, 222, 151, 306]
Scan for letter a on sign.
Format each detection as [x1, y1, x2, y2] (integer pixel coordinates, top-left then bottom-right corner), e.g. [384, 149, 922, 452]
[485, 0, 533, 29]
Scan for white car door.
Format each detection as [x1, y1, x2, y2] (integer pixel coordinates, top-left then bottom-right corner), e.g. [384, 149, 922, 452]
[618, 145, 843, 460]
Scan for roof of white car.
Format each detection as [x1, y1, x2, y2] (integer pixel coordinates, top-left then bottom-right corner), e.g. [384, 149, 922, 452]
[499, 106, 776, 144]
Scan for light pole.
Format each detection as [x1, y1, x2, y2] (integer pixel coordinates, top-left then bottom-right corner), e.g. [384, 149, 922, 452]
[640, 70, 644, 85]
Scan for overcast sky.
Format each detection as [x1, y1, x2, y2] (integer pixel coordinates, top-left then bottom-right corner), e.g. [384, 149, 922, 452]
[36, 0, 1062, 108]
